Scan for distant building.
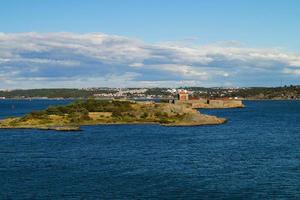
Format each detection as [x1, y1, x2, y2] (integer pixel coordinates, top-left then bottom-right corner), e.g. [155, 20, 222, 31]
[178, 90, 189, 101]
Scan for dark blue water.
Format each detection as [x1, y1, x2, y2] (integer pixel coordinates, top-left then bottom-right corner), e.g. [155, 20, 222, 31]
[1, 100, 300, 199]
[0, 99, 72, 119]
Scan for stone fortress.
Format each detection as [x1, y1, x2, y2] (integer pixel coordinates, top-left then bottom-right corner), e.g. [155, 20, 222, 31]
[173, 89, 244, 109]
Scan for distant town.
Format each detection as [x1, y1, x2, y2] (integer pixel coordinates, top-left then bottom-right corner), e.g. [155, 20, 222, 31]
[0, 85, 300, 100]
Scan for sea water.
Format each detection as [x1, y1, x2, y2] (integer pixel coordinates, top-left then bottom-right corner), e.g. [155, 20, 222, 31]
[0, 100, 300, 199]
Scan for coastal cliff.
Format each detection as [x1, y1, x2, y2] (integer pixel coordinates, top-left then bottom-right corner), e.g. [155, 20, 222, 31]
[0, 99, 227, 131]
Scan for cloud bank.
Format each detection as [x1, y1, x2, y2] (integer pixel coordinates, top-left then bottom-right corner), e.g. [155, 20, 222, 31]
[0, 32, 300, 89]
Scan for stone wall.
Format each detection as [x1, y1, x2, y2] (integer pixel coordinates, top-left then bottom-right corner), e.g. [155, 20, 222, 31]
[174, 99, 244, 109]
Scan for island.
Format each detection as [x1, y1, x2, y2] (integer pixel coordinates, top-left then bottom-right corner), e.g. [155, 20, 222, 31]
[0, 98, 243, 131]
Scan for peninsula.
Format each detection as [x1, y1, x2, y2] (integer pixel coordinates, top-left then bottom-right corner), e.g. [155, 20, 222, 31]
[0, 99, 241, 131]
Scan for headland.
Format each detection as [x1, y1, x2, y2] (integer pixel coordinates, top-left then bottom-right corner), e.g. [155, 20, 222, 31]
[0, 98, 244, 131]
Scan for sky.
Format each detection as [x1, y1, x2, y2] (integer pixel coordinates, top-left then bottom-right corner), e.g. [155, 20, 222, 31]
[0, 0, 300, 89]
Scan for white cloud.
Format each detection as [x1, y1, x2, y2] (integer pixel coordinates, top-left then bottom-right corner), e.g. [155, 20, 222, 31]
[0, 32, 300, 89]
[283, 68, 300, 75]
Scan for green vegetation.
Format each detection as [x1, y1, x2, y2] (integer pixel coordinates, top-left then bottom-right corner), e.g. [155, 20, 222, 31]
[0, 88, 117, 99]
[18, 98, 133, 123]
[0, 99, 226, 131]
[184, 85, 300, 99]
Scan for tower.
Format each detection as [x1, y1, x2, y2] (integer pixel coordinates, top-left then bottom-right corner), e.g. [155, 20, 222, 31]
[178, 90, 189, 101]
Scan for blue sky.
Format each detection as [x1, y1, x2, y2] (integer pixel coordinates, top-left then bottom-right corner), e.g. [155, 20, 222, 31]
[0, 0, 300, 88]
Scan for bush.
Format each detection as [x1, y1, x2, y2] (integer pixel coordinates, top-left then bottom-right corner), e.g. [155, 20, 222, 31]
[46, 106, 64, 115]
[8, 120, 18, 126]
[69, 112, 81, 123]
[19, 110, 49, 122]
[140, 112, 148, 119]
[159, 118, 171, 124]
[112, 110, 122, 118]
[155, 111, 168, 118]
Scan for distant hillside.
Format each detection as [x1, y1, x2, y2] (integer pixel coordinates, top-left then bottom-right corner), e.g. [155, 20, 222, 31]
[0, 86, 299, 100]
[184, 85, 300, 100]
[0, 89, 114, 99]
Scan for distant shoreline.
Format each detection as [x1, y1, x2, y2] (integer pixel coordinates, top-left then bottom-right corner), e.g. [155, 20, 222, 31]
[1, 86, 299, 100]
